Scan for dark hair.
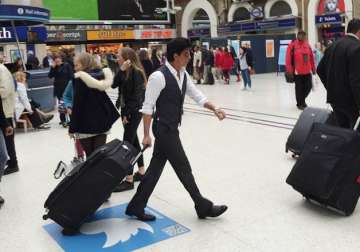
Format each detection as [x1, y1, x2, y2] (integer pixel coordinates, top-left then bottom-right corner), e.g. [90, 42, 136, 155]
[151, 48, 158, 58]
[139, 49, 150, 61]
[166, 38, 191, 62]
[230, 46, 237, 58]
[297, 30, 306, 36]
[347, 19, 360, 34]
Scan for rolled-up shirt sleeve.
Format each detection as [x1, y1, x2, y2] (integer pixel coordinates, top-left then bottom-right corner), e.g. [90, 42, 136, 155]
[185, 72, 208, 106]
[140, 71, 166, 115]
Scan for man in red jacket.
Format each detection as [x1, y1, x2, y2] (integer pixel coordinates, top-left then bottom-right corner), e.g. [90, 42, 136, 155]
[286, 31, 316, 110]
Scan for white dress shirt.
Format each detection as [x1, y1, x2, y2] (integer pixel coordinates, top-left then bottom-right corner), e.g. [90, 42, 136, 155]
[347, 33, 359, 40]
[140, 61, 208, 115]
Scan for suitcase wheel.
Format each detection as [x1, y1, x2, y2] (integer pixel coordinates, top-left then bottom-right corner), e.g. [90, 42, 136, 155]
[302, 195, 310, 201]
[344, 211, 353, 217]
[42, 214, 49, 220]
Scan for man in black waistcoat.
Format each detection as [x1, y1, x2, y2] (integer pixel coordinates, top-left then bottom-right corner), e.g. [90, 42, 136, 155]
[125, 38, 228, 221]
[317, 19, 360, 128]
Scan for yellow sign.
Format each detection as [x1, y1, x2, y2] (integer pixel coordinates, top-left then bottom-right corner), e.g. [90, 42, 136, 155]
[87, 30, 135, 41]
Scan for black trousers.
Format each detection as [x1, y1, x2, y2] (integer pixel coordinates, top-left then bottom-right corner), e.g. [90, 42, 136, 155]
[56, 94, 66, 123]
[79, 134, 107, 157]
[294, 74, 312, 107]
[332, 106, 359, 129]
[126, 123, 213, 216]
[4, 118, 17, 167]
[22, 109, 43, 128]
[123, 113, 144, 175]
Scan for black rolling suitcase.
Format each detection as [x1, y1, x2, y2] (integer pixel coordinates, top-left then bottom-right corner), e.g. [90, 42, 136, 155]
[286, 118, 360, 216]
[43, 139, 146, 234]
[286, 107, 333, 157]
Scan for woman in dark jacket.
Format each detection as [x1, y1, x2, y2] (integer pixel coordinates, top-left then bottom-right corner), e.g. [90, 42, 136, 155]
[112, 47, 146, 192]
[70, 52, 118, 157]
[48, 54, 74, 126]
[139, 49, 153, 79]
[151, 48, 161, 71]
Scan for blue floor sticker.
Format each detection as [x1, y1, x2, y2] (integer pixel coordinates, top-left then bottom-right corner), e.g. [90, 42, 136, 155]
[43, 204, 190, 252]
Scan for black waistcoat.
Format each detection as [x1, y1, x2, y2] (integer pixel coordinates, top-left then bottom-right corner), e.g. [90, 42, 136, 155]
[154, 65, 187, 130]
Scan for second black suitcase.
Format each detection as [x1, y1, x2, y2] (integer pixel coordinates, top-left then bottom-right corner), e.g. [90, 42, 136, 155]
[286, 107, 333, 156]
[286, 120, 360, 216]
[43, 139, 144, 235]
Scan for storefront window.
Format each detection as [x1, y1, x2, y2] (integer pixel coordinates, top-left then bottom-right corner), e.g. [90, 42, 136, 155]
[270, 1, 292, 17]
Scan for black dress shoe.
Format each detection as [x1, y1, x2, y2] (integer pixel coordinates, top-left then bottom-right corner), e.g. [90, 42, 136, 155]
[133, 172, 145, 182]
[113, 181, 134, 192]
[0, 195, 4, 206]
[3, 165, 19, 175]
[62, 228, 79, 236]
[35, 125, 51, 130]
[125, 209, 156, 221]
[198, 205, 228, 219]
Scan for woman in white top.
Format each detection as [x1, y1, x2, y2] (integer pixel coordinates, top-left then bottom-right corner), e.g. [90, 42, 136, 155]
[238, 47, 253, 90]
[14, 72, 52, 129]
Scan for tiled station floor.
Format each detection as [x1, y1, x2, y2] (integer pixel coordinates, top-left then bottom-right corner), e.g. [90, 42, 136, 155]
[1, 73, 358, 252]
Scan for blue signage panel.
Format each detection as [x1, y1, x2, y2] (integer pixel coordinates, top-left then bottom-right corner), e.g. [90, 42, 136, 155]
[218, 18, 297, 34]
[187, 28, 210, 38]
[0, 5, 50, 24]
[241, 22, 257, 31]
[256, 18, 296, 30]
[0, 26, 46, 43]
[315, 14, 342, 25]
[43, 203, 190, 252]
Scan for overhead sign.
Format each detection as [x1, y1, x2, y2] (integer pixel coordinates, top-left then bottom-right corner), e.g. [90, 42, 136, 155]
[315, 14, 342, 25]
[0, 27, 12, 39]
[0, 26, 46, 43]
[87, 30, 135, 41]
[43, 204, 190, 252]
[47, 30, 87, 42]
[0, 5, 50, 24]
[187, 28, 210, 38]
[218, 18, 297, 34]
[135, 29, 176, 40]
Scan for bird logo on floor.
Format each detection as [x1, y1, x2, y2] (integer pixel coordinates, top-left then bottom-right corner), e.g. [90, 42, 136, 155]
[43, 204, 190, 252]
[80, 218, 154, 248]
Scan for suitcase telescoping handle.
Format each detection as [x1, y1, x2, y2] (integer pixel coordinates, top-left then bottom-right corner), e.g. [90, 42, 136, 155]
[130, 145, 150, 167]
[354, 117, 360, 131]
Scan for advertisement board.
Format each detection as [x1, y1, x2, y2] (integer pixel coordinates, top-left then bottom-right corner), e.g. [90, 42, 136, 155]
[43, 0, 170, 24]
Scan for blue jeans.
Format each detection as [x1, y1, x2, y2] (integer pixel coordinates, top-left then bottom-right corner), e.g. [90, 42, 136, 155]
[241, 69, 252, 88]
[0, 130, 9, 181]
